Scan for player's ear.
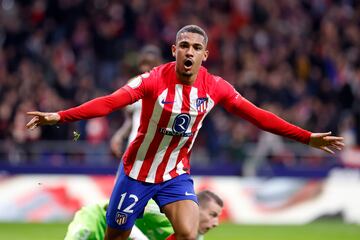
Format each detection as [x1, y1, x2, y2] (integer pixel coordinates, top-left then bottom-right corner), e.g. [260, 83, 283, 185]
[171, 45, 176, 57]
[202, 49, 209, 62]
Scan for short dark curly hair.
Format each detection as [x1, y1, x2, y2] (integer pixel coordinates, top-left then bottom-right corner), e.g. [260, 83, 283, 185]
[176, 25, 208, 45]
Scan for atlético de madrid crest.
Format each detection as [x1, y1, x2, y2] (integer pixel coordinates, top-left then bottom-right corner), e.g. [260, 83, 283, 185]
[196, 97, 208, 113]
[115, 212, 127, 225]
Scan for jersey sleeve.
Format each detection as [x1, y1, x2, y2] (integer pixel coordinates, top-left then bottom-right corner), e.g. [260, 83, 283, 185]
[58, 87, 133, 123]
[58, 87, 132, 122]
[122, 70, 157, 103]
[224, 97, 312, 144]
[58, 70, 156, 123]
[211, 76, 243, 105]
[212, 77, 311, 144]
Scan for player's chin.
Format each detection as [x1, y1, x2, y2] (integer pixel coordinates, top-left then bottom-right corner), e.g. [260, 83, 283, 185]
[181, 70, 193, 77]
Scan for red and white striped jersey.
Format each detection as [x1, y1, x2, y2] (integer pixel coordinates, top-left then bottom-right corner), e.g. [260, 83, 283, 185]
[122, 62, 240, 183]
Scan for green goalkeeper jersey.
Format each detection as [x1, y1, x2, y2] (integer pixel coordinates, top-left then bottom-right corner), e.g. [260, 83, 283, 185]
[134, 200, 173, 240]
[64, 200, 173, 240]
[64, 201, 108, 240]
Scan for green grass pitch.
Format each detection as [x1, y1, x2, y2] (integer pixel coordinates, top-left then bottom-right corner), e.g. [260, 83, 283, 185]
[206, 219, 360, 240]
[0, 219, 359, 240]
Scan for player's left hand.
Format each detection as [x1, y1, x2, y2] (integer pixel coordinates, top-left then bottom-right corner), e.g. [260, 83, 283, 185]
[309, 132, 345, 154]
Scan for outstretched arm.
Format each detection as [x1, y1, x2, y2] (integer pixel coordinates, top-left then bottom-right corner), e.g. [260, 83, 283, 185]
[226, 97, 344, 154]
[26, 88, 133, 130]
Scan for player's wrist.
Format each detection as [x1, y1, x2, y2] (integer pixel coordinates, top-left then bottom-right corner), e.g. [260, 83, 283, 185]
[53, 113, 61, 122]
[56, 111, 65, 123]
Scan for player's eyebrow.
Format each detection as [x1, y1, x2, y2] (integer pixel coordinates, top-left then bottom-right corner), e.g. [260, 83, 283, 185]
[193, 43, 204, 49]
[178, 40, 189, 45]
[178, 40, 205, 48]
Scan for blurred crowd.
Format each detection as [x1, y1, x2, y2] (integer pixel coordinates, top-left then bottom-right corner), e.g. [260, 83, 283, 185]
[0, 0, 359, 172]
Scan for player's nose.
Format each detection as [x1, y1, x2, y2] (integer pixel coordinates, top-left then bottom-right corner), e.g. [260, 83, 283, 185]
[212, 218, 219, 228]
[185, 47, 194, 57]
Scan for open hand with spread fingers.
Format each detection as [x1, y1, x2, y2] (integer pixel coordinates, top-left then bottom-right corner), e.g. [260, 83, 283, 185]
[309, 132, 345, 154]
[26, 111, 61, 130]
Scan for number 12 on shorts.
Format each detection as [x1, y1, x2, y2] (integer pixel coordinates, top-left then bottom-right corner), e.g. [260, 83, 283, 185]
[117, 192, 139, 213]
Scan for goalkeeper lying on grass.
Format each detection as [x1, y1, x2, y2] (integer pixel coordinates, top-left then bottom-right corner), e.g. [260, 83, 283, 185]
[64, 190, 223, 240]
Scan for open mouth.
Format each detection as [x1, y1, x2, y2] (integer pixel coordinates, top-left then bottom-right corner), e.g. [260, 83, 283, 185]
[184, 59, 193, 70]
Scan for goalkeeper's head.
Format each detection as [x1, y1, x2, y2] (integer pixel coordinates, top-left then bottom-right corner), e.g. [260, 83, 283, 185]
[197, 190, 223, 234]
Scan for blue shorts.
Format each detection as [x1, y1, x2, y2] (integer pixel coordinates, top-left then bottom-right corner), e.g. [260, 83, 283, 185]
[106, 164, 198, 230]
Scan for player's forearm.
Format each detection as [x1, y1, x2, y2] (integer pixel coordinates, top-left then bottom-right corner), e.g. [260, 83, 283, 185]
[254, 110, 311, 144]
[227, 98, 311, 144]
[59, 88, 133, 123]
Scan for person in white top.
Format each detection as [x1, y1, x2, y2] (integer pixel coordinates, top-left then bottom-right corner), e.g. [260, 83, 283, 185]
[110, 45, 163, 158]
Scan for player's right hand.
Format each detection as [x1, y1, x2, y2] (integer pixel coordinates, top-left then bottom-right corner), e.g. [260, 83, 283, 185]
[26, 111, 60, 130]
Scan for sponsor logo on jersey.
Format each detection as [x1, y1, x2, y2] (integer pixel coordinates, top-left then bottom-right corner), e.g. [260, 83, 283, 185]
[115, 212, 127, 225]
[172, 113, 190, 133]
[196, 97, 208, 112]
[159, 113, 193, 137]
[159, 128, 193, 137]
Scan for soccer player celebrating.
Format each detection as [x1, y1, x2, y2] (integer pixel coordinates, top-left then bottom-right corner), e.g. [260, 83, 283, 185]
[64, 190, 222, 240]
[26, 25, 344, 240]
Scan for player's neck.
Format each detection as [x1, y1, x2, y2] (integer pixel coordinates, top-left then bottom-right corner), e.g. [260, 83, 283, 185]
[176, 72, 197, 86]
